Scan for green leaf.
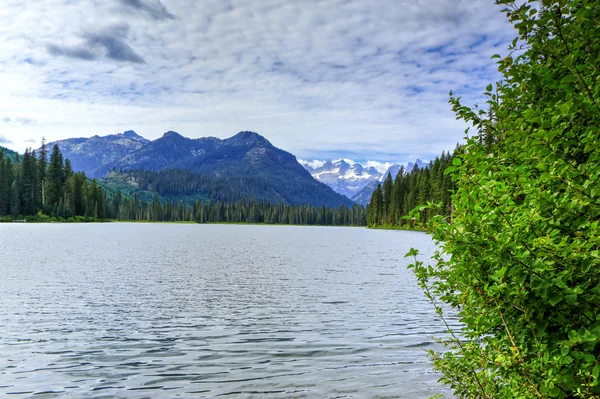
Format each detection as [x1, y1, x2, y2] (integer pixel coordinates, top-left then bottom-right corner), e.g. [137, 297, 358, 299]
[405, 248, 419, 258]
[452, 158, 462, 167]
[593, 363, 600, 380]
[548, 291, 563, 306]
[560, 102, 572, 115]
[493, 266, 508, 281]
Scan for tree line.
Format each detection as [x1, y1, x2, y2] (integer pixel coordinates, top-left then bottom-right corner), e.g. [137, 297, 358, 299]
[0, 141, 108, 220]
[0, 142, 366, 226]
[366, 150, 456, 228]
[119, 195, 366, 226]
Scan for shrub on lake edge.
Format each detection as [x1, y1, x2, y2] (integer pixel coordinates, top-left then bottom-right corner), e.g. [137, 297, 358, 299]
[408, 1, 600, 398]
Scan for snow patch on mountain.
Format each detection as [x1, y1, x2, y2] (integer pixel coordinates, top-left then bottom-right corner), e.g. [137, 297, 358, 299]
[299, 158, 426, 200]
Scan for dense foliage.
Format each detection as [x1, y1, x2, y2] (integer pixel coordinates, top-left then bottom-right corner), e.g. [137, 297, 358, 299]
[0, 144, 365, 226]
[127, 197, 365, 226]
[408, 1, 600, 398]
[0, 142, 108, 220]
[366, 151, 455, 228]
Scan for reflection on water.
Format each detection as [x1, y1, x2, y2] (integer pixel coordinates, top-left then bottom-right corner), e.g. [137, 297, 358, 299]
[0, 224, 451, 398]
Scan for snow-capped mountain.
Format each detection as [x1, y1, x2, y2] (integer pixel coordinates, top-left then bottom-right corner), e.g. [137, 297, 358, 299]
[300, 158, 425, 200]
[300, 159, 381, 198]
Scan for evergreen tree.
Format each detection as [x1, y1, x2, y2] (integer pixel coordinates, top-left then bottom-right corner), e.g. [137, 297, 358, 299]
[0, 150, 10, 216]
[366, 153, 458, 228]
[382, 172, 393, 224]
[64, 159, 74, 180]
[38, 137, 47, 208]
[47, 144, 64, 210]
[19, 149, 39, 216]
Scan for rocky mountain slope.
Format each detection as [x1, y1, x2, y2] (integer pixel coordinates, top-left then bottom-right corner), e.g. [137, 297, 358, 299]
[46, 130, 354, 208]
[45, 130, 149, 178]
[300, 159, 382, 198]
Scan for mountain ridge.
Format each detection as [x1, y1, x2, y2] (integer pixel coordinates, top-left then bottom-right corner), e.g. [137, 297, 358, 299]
[44, 130, 354, 208]
[45, 130, 150, 178]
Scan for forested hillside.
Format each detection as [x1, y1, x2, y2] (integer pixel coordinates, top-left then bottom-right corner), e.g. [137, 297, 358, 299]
[0, 146, 18, 161]
[0, 144, 364, 226]
[366, 150, 456, 228]
[101, 168, 352, 206]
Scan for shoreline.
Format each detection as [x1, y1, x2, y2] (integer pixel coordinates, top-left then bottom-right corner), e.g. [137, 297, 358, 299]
[1, 217, 366, 228]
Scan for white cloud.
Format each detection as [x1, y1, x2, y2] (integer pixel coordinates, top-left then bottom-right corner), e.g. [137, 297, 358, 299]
[364, 161, 393, 174]
[0, 0, 516, 161]
[298, 159, 326, 169]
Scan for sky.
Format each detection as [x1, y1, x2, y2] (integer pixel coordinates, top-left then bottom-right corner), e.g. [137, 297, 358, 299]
[0, 0, 516, 165]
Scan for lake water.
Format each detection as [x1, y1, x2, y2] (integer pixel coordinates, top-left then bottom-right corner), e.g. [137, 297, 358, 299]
[0, 224, 450, 398]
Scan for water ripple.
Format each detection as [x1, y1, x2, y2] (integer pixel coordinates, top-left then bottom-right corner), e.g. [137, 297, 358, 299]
[0, 224, 454, 398]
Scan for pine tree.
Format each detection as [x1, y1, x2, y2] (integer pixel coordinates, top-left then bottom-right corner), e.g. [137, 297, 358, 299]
[64, 159, 74, 180]
[38, 137, 47, 208]
[10, 180, 19, 218]
[46, 144, 64, 210]
[19, 149, 39, 216]
[382, 172, 393, 224]
[0, 150, 9, 216]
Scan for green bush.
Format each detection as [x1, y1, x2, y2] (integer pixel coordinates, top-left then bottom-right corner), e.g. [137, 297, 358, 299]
[409, 1, 600, 398]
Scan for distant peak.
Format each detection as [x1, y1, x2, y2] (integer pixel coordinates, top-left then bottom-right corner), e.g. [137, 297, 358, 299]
[227, 131, 271, 146]
[123, 130, 142, 139]
[234, 131, 264, 140]
[333, 158, 356, 166]
[162, 131, 184, 139]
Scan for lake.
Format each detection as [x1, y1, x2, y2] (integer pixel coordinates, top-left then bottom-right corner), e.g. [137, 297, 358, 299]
[0, 224, 450, 398]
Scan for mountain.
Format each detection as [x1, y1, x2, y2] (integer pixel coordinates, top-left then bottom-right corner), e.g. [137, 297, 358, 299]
[377, 160, 424, 181]
[406, 159, 426, 174]
[44, 130, 150, 178]
[300, 159, 408, 198]
[379, 164, 401, 182]
[351, 180, 379, 206]
[43, 130, 353, 208]
[302, 159, 426, 205]
[109, 131, 353, 207]
[301, 159, 382, 198]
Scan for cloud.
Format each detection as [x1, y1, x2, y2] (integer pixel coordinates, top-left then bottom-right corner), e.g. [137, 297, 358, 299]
[298, 159, 326, 169]
[16, 117, 34, 125]
[47, 24, 145, 64]
[2, 117, 34, 125]
[47, 44, 96, 61]
[0, 135, 13, 145]
[364, 161, 394, 174]
[0, 0, 516, 160]
[119, 0, 175, 20]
